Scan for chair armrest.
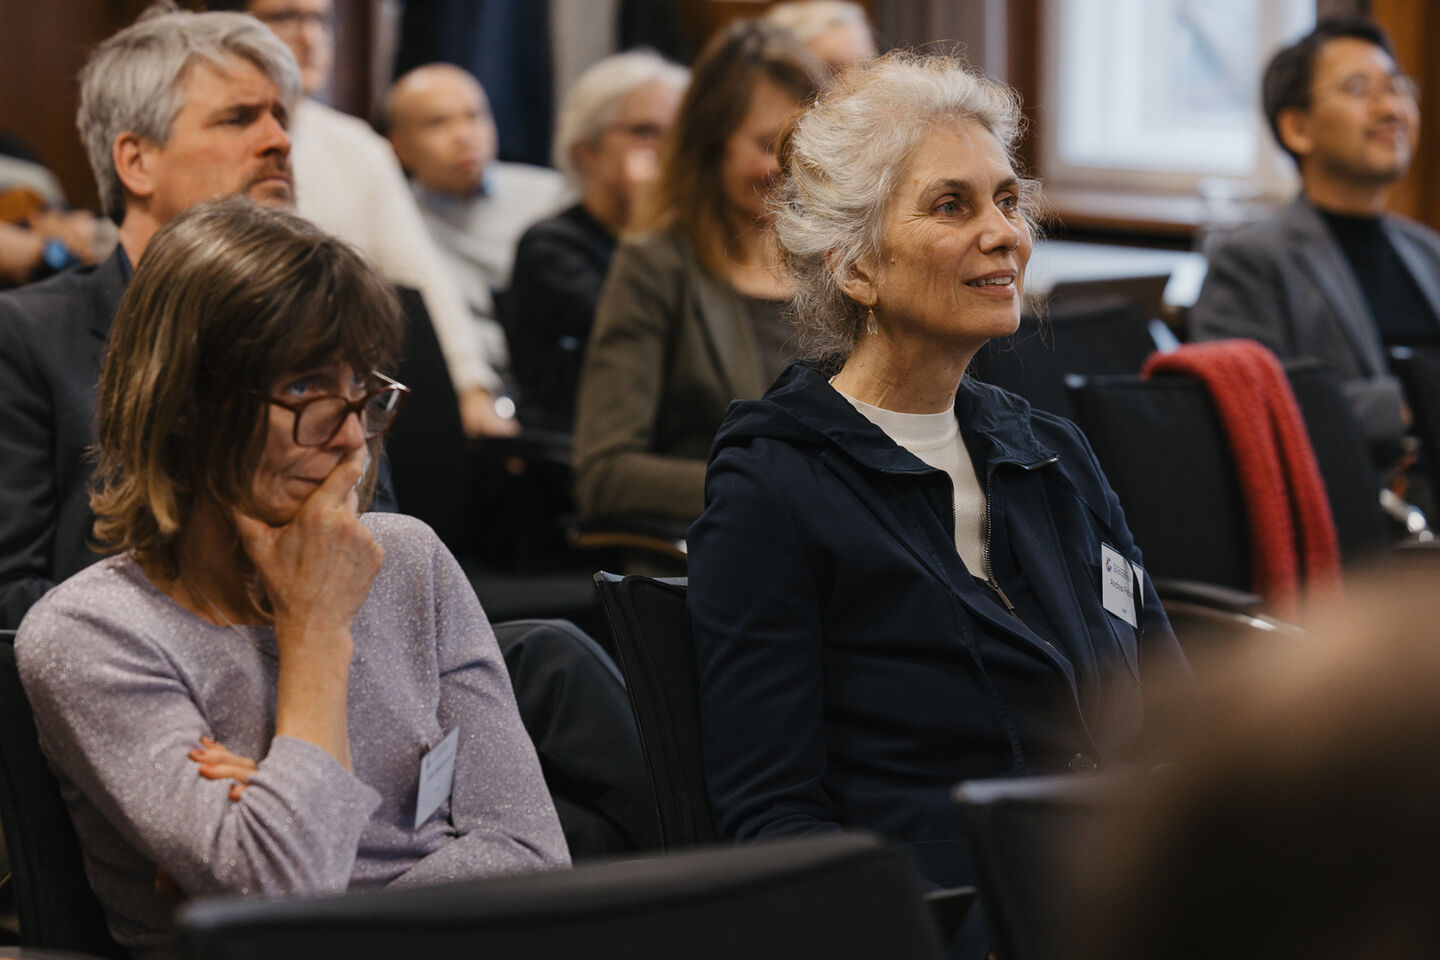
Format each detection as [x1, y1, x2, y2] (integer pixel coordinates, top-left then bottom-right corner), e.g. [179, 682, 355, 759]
[568, 516, 689, 562]
[1153, 578, 1263, 614]
[471, 429, 575, 469]
[923, 885, 976, 945]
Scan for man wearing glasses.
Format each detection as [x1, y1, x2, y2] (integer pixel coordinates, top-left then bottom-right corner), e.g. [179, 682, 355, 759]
[1192, 17, 1440, 463]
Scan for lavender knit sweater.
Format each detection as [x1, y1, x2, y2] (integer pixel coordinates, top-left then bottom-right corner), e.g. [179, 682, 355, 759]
[16, 513, 568, 959]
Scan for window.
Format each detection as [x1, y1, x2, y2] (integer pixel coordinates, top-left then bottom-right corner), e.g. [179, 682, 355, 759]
[1039, 0, 1315, 201]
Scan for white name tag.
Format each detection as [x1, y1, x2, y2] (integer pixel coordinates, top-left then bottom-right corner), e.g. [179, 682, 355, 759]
[415, 726, 458, 829]
[1100, 543, 1138, 628]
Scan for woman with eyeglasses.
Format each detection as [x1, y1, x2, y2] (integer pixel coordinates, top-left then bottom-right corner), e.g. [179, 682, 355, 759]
[14, 197, 568, 959]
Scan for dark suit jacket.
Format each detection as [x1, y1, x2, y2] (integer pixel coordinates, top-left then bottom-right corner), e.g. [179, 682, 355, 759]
[572, 227, 774, 522]
[1191, 196, 1440, 451]
[0, 249, 129, 629]
[0, 249, 400, 629]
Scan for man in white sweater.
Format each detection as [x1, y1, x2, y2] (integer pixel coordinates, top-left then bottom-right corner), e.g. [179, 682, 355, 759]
[221, 0, 518, 437]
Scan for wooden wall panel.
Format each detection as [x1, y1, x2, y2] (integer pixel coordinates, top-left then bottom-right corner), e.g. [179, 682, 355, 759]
[0, 0, 172, 212]
[1371, 0, 1440, 230]
[0, 0, 377, 213]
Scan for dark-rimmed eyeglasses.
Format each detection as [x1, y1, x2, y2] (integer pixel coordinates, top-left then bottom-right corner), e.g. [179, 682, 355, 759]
[250, 371, 410, 447]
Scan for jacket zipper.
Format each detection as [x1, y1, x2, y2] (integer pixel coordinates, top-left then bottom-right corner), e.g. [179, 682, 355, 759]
[979, 452, 1102, 771]
[982, 457, 1060, 656]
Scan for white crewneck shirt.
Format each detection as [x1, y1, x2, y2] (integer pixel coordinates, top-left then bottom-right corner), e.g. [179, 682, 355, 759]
[837, 388, 991, 580]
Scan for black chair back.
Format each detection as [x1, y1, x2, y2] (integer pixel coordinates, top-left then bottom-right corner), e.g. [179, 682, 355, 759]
[0, 636, 125, 957]
[1284, 360, 1390, 560]
[955, 775, 1124, 960]
[180, 832, 942, 960]
[974, 297, 1160, 420]
[1391, 345, 1440, 508]
[1067, 360, 1386, 593]
[592, 573, 714, 848]
[386, 285, 472, 552]
[1068, 373, 1252, 590]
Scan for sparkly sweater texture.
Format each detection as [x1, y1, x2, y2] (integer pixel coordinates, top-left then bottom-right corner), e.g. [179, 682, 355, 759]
[15, 513, 569, 959]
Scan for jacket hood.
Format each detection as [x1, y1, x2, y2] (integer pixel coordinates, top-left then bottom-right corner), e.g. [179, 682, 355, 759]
[710, 360, 1059, 474]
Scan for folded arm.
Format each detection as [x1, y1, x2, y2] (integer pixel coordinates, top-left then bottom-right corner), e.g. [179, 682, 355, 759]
[390, 537, 569, 884]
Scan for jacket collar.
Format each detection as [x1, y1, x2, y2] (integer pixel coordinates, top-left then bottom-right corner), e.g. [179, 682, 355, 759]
[725, 360, 1058, 476]
[1281, 196, 1389, 376]
[85, 245, 132, 340]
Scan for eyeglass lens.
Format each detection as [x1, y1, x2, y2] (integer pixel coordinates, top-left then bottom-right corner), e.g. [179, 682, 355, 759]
[295, 389, 403, 446]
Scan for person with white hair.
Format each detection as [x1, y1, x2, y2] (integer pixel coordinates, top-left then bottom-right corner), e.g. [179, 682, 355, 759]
[765, 0, 877, 73]
[507, 49, 688, 431]
[689, 52, 1186, 895]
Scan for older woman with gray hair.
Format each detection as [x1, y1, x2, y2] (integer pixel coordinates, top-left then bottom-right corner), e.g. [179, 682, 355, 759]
[507, 50, 688, 431]
[688, 53, 1187, 892]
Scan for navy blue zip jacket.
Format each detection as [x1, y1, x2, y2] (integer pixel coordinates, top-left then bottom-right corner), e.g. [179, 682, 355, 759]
[688, 361, 1187, 887]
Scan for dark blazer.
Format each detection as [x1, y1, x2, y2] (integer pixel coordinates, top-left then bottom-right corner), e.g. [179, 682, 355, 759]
[0, 250, 129, 629]
[1191, 196, 1440, 451]
[572, 227, 773, 522]
[688, 363, 1186, 888]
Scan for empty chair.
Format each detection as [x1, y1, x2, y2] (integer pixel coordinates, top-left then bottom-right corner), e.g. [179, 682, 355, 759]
[1069, 359, 1389, 600]
[1067, 373, 1252, 593]
[1284, 359, 1390, 561]
[0, 636, 125, 958]
[954, 774, 1131, 960]
[973, 296, 1161, 420]
[1390, 345, 1440, 509]
[592, 573, 713, 849]
[179, 832, 943, 960]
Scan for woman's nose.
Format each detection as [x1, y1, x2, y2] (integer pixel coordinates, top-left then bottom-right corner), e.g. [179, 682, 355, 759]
[330, 408, 368, 450]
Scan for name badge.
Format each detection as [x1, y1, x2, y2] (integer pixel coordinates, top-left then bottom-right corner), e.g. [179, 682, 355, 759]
[1100, 543, 1138, 628]
[415, 726, 458, 829]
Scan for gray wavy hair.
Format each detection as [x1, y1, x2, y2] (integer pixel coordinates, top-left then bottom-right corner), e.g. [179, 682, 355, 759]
[773, 51, 1038, 359]
[78, 5, 301, 225]
[552, 49, 690, 187]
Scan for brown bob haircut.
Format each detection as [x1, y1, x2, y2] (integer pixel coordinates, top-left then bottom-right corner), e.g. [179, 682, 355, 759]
[91, 196, 404, 577]
[640, 18, 822, 278]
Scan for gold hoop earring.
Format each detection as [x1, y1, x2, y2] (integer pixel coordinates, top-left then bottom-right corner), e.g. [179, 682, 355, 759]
[866, 308, 878, 337]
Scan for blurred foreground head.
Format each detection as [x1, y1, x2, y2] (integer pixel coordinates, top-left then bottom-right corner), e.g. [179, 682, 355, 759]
[1077, 554, 1440, 960]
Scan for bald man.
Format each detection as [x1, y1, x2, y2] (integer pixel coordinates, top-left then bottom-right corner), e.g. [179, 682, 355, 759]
[387, 64, 569, 366]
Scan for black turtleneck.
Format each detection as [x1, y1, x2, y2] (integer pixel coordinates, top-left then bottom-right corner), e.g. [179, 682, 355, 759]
[1316, 206, 1440, 348]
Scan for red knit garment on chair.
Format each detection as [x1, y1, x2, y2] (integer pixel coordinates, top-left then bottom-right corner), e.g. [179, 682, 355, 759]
[1142, 339, 1342, 617]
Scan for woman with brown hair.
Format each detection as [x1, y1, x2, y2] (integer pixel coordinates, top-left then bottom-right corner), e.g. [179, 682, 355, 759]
[571, 19, 823, 525]
[15, 197, 567, 959]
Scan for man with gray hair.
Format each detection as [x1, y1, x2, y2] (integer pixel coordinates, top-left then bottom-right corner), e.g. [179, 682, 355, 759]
[0, 5, 299, 627]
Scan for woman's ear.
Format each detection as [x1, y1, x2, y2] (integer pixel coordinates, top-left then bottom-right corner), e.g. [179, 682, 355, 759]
[830, 251, 880, 307]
